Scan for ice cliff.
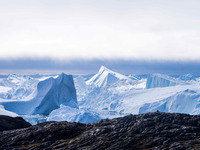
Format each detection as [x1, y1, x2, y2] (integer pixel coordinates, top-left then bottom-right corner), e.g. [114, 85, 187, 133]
[146, 73, 182, 89]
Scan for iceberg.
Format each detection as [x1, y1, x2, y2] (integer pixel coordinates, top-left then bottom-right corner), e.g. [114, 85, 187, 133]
[139, 89, 200, 115]
[0, 73, 77, 115]
[146, 73, 181, 89]
[48, 105, 101, 124]
[86, 66, 136, 87]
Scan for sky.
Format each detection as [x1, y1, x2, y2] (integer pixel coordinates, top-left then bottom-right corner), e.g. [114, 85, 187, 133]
[0, 0, 200, 74]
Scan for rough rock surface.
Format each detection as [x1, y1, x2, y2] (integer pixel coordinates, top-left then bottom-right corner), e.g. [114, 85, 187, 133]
[0, 115, 31, 132]
[1, 112, 200, 149]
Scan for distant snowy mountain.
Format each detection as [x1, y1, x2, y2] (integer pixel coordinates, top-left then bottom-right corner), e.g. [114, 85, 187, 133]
[86, 66, 137, 87]
[0, 73, 77, 115]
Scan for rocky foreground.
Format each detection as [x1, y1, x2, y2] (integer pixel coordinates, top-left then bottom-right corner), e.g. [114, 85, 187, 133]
[0, 115, 31, 132]
[1, 112, 200, 149]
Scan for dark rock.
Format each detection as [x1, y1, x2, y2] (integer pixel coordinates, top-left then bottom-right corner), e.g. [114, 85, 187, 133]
[1, 112, 200, 149]
[0, 115, 31, 132]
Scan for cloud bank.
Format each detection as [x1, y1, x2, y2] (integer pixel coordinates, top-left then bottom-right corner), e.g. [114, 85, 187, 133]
[0, 0, 200, 60]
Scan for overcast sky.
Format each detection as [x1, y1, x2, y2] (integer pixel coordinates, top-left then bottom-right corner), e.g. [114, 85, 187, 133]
[0, 0, 200, 74]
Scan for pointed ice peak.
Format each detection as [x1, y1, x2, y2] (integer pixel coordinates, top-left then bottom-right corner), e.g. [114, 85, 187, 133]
[99, 65, 109, 73]
[58, 72, 66, 80]
[87, 65, 137, 87]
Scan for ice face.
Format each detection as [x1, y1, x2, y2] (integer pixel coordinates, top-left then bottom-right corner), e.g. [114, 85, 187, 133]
[146, 74, 183, 89]
[32, 73, 78, 115]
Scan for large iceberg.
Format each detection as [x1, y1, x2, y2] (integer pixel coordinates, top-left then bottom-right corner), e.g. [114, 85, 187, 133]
[139, 89, 200, 115]
[86, 66, 137, 87]
[32, 73, 78, 115]
[0, 73, 77, 115]
[146, 73, 182, 89]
